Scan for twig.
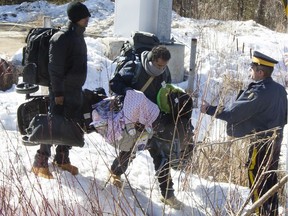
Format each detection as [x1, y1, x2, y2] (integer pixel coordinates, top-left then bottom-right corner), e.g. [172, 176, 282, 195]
[237, 175, 288, 216]
[197, 127, 281, 148]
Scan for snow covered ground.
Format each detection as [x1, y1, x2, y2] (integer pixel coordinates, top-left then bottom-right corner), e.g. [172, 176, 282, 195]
[0, 0, 288, 215]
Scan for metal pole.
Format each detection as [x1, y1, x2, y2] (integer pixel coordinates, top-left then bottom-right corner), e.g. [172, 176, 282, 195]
[186, 38, 197, 93]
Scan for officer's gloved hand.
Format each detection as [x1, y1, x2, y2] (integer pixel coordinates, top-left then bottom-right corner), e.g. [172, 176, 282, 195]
[52, 104, 64, 115]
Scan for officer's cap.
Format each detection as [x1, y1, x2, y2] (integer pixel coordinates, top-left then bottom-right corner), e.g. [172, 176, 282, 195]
[251, 51, 278, 67]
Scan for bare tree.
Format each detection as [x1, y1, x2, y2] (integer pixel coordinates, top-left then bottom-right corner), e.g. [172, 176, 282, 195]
[254, 0, 266, 25]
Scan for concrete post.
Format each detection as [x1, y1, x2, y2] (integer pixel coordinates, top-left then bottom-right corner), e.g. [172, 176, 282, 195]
[156, 0, 172, 43]
[187, 38, 197, 93]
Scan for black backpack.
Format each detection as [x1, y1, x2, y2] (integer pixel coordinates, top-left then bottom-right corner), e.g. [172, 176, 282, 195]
[22, 27, 60, 87]
[113, 31, 160, 76]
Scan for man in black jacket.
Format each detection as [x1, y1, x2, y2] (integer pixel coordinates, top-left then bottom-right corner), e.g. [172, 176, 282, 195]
[201, 51, 287, 215]
[31, 1, 90, 179]
[109, 46, 189, 209]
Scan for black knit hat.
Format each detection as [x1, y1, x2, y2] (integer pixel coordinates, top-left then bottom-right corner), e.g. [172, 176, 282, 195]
[67, 1, 91, 23]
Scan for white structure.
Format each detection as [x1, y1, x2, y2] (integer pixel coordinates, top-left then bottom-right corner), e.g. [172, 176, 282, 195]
[114, 0, 172, 42]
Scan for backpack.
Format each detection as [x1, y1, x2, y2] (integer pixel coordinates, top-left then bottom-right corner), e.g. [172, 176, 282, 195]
[113, 31, 160, 76]
[22, 27, 60, 87]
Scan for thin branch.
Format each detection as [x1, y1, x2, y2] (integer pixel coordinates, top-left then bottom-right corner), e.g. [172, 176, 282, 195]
[237, 175, 288, 216]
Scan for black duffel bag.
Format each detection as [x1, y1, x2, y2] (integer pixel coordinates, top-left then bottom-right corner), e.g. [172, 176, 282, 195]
[22, 114, 84, 147]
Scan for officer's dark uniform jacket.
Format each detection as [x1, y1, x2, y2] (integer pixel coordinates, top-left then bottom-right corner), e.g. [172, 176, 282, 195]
[49, 21, 88, 97]
[206, 77, 287, 138]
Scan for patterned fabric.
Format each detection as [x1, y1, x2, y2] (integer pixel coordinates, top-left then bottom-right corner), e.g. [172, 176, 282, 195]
[91, 90, 159, 144]
[123, 90, 159, 128]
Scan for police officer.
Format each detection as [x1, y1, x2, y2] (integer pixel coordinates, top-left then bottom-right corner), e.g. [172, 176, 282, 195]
[201, 51, 287, 215]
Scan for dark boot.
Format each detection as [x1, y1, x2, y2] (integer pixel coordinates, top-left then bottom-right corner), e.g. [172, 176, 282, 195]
[53, 145, 78, 175]
[54, 145, 70, 164]
[32, 150, 53, 179]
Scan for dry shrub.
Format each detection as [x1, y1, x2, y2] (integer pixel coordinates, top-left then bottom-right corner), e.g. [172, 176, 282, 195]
[188, 137, 249, 187]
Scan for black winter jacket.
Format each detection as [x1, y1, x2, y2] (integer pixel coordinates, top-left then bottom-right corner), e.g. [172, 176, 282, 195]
[49, 22, 88, 96]
[109, 58, 171, 104]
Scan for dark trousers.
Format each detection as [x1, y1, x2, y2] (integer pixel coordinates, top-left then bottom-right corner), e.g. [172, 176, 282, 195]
[247, 135, 282, 216]
[33, 87, 83, 167]
[111, 137, 175, 199]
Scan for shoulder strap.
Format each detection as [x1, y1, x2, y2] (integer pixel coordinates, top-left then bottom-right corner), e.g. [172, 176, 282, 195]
[140, 76, 155, 92]
[131, 62, 155, 92]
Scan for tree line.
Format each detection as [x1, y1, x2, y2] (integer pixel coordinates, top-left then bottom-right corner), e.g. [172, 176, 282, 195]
[172, 0, 287, 32]
[1, 0, 287, 32]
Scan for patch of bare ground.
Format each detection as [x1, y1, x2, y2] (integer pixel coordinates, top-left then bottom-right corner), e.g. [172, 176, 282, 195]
[0, 23, 30, 58]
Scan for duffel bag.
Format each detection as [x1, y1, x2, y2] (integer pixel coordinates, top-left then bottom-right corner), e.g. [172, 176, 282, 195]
[22, 114, 84, 147]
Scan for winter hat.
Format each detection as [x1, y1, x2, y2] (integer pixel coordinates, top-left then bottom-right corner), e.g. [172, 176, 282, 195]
[67, 1, 91, 23]
[251, 51, 278, 68]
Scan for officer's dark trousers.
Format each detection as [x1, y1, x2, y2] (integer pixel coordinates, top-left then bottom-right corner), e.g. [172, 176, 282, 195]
[247, 135, 282, 216]
[111, 137, 175, 199]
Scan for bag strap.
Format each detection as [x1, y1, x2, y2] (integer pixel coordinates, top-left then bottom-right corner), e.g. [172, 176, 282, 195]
[140, 76, 155, 92]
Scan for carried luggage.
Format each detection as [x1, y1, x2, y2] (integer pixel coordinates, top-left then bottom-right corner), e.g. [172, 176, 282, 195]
[22, 114, 84, 147]
[17, 88, 107, 146]
[22, 27, 60, 86]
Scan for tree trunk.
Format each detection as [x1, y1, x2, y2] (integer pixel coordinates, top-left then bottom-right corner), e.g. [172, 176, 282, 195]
[255, 0, 266, 25]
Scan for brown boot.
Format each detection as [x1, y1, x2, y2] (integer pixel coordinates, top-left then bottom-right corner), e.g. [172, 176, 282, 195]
[110, 173, 123, 188]
[160, 195, 184, 210]
[31, 167, 54, 179]
[53, 162, 79, 175]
